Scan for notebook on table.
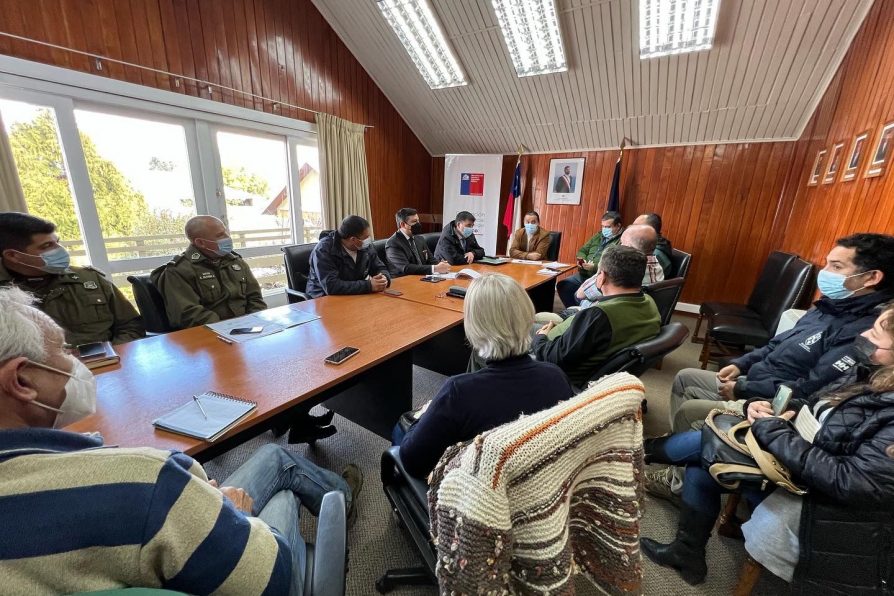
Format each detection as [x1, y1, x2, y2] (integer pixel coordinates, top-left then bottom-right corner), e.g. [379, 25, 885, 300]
[152, 391, 257, 442]
[76, 341, 120, 370]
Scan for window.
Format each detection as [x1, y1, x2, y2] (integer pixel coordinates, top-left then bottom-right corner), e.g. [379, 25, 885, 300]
[0, 98, 88, 266]
[73, 108, 197, 261]
[0, 60, 319, 302]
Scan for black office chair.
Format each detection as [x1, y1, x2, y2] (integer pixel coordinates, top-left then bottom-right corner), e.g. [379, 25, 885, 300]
[282, 242, 316, 303]
[127, 274, 172, 333]
[693, 251, 796, 342]
[584, 322, 689, 384]
[304, 491, 348, 596]
[546, 231, 562, 261]
[644, 277, 686, 326]
[378, 448, 436, 593]
[420, 232, 440, 256]
[700, 257, 814, 368]
[669, 248, 692, 279]
[372, 238, 389, 268]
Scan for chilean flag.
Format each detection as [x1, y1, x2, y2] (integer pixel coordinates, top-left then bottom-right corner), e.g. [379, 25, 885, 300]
[502, 159, 521, 234]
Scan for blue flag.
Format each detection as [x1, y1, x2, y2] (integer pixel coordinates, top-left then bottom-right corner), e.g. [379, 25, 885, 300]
[607, 154, 621, 212]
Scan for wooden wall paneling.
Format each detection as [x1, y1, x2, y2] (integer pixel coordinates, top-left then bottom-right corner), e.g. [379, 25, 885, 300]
[0, 0, 433, 241]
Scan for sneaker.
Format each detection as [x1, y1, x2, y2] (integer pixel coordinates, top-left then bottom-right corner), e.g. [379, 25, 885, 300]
[341, 464, 364, 528]
[645, 467, 682, 507]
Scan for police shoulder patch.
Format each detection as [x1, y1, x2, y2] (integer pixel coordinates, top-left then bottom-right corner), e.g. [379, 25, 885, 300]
[190, 252, 201, 260]
[83, 281, 99, 290]
[231, 263, 242, 271]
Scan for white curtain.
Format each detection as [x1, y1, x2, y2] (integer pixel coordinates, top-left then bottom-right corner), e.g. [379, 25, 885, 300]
[0, 111, 27, 212]
[315, 112, 373, 236]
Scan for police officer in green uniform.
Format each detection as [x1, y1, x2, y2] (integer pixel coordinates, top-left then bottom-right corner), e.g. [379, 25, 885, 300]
[151, 215, 267, 330]
[0, 213, 145, 346]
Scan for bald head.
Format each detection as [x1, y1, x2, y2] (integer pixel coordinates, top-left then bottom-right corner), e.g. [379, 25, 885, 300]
[185, 216, 227, 242]
[621, 224, 658, 255]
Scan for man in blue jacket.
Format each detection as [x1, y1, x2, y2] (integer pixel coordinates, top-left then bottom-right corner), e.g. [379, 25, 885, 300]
[306, 215, 391, 298]
[648, 233, 894, 501]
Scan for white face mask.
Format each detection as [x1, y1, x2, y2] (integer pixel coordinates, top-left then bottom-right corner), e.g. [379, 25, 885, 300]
[29, 359, 97, 429]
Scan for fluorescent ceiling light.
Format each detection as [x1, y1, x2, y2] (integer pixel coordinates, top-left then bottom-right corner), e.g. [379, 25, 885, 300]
[639, 0, 720, 59]
[377, 0, 467, 89]
[491, 0, 567, 77]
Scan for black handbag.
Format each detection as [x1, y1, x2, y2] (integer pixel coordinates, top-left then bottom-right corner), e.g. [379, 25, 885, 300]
[700, 409, 807, 495]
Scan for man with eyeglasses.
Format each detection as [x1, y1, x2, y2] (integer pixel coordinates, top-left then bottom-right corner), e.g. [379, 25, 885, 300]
[0, 211, 144, 346]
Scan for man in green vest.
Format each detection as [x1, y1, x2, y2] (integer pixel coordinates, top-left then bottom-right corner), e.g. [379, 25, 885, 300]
[532, 245, 661, 387]
[556, 210, 623, 307]
[0, 212, 144, 347]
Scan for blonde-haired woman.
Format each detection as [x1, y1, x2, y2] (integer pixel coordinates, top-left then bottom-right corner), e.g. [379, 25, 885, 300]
[399, 274, 573, 478]
[642, 304, 894, 590]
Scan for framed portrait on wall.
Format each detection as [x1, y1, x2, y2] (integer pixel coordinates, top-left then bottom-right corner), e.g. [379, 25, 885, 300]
[823, 143, 845, 184]
[842, 131, 869, 181]
[808, 149, 826, 186]
[546, 157, 585, 205]
[866, 122, 894, 178]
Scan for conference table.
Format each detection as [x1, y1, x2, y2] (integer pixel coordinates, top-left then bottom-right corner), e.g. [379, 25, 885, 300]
[68, 260, 573, 461]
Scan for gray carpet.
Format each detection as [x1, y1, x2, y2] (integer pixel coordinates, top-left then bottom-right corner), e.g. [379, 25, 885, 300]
[203, 314, 789, 595]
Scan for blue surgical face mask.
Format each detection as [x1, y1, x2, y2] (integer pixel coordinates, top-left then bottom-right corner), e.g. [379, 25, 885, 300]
[817, 269, 865, 299]
[462, 226, 474, 238]
[524, 223, 538, 235]
[39, 247, 71, 274]
[214, 237, 234, 256]
[601, 226, 613, 239]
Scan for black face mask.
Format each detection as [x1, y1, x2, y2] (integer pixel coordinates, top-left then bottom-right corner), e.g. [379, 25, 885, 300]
[409, 222, 423, 235]
[853, 335, 877, 365]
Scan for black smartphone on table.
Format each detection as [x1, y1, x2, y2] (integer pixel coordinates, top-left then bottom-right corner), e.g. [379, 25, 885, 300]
[230, 326, 264, 335]
[420, 275, 444, 283]
[325, 346, 360, 365]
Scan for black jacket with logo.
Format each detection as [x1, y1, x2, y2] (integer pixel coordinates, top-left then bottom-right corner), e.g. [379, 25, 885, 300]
[434, 222, 484, 265]
[732, 290, 893, 404]
[306, 231, 390, 298]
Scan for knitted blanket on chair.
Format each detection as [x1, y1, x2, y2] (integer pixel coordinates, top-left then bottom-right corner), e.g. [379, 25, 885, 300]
[428, 372, 645, 596]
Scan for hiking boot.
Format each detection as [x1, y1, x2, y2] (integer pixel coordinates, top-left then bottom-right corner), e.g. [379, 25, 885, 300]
[342, 464, 364, 528]
[641, 505, 715, 585]
[645, 467, 682, 507]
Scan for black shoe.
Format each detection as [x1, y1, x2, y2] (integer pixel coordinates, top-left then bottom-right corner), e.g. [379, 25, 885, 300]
[288, 424, 337, 444]
[641, 505, 714, 585]
[308, 409, 335, 427]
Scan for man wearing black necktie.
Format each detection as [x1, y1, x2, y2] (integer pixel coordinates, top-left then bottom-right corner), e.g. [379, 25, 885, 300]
[385, 208, 451, 277]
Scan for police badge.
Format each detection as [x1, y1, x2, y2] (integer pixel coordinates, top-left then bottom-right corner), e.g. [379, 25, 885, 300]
[83, 281, 99, 290]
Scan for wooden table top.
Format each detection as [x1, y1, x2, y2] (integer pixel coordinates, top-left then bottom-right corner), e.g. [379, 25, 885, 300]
[67, 296, 462, 455]
[389, 261, 573, 312]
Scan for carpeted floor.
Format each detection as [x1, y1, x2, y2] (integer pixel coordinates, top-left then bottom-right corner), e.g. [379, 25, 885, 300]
[203, 314, 790, 595]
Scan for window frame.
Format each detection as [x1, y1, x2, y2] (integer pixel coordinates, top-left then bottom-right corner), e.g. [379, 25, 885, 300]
[0, 55, 319, 294]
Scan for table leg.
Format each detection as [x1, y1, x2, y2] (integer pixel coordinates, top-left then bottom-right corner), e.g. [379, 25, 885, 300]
[412, 324, 471, 376]
[528, 278, 558, 313]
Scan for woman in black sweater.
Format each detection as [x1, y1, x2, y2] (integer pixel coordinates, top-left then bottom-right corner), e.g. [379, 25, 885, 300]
[399, 273, 574, 478]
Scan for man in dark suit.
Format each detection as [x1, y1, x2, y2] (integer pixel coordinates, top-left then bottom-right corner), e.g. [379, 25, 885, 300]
[385, 208, 451, 277]
[553, 165, 574, 193]
[306, 215, 391, 298]
[434, 211, 485, 265]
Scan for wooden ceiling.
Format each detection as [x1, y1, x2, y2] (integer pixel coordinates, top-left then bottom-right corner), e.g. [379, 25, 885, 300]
[312, 0, 874, 155]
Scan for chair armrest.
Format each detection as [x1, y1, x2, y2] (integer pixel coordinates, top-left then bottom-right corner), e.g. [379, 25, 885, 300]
[285, 288, 310, 303]
[382, 447, 429, 508]
[311, 491, 346, 596]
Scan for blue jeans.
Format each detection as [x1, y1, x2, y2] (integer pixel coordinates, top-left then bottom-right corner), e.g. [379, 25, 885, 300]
[659, 431, 768, 519]
[557, 274, 585, 307]
[222, 443, 351, 596]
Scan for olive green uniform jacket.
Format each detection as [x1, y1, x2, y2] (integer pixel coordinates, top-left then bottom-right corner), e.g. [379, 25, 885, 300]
[151, 245, 267, 330]
[0, 261, 144, 346]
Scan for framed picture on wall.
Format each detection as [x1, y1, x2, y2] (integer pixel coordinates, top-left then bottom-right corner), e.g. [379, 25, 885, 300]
[808, 149, 826, 186]
[823, 143, 845, 184]
[866, 122, 894, 178]
[842, 131, 869, 181]
[546, 157, 585, 205]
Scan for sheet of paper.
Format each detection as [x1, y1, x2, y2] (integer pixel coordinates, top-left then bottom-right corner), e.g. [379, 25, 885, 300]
[205, 306, 320, 343]
[544, 261, 572, 270]
[255, 304, 321, 328]
[511, 259, 543, 265]
[536, 268, 559, 276]
[794, 405, 820, 443]
[457, 268, 482, 279]
[431, 272, 458, 280]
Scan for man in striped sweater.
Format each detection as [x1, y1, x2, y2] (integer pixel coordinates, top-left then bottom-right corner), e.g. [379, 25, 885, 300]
[0, 286, 360, 595]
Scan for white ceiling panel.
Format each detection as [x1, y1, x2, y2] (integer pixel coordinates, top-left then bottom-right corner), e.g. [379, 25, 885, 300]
[312, 0, 874, 155]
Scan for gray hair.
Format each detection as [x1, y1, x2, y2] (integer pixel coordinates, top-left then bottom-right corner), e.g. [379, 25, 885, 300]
[0, 287, 49, 363]
[463, 274, 534, 361]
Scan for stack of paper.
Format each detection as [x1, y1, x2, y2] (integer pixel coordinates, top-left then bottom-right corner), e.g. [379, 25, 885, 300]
[206, 304, 320, 343]
[536, 268, 559, 276]
[544, 261, 572, 270]
[511, 258, 543, 265]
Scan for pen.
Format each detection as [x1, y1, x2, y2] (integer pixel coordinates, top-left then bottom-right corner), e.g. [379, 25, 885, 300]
[217, 336, 234, 345]
[193, 395, 208, 419]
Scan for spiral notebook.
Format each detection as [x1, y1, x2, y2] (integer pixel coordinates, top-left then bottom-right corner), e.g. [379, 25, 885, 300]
[152, 391, 257, 442]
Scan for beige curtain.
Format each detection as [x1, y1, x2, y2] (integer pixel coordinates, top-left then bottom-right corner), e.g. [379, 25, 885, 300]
[315, 112, 373, 236]
[0, 112, 27, 212]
